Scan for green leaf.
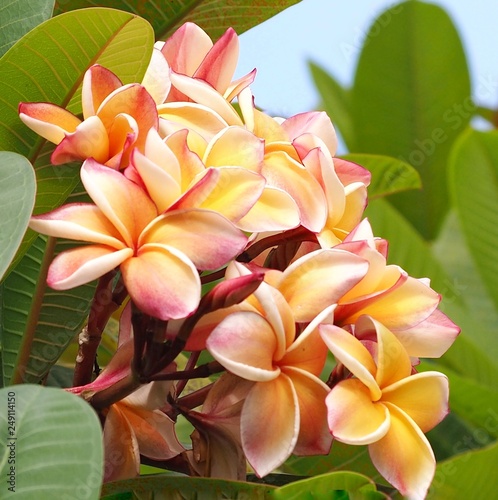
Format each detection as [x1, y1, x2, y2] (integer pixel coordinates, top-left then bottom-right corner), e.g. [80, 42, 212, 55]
[341, 153, 421, 198]
[271, 471, 388, 499]
[54, 0, 301, 40]
[308, 61, 355, 150]
[100, 474, 276, 499]
[449, 129, 498, 312]
[0, 0, 54, 58]
[0, 385, 103, 499]
[0, 8, 153, 266]
[0, 153, 36, 282]
[0, 236, 95, 386]
[352, 0, 471, 239]
[427, 441, 498, 499]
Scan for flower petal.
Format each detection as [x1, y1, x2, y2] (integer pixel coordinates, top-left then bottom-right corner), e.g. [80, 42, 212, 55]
[174, 167, 264, 222]
[103, 405, 140, 482]
[262, 151, 327, 232]
[382, 371, 449, 432]
[29, 203, 125, 248]
[369, 403, 436, 500]
[325, 379, 390, 445]
[121, 243, 201, 320]
[285, 367, 332, 456]
[241, 374, 299, 477]
[48, 246, 132, 290]
[142, 48, 171, 105]
[19, 102, 81, 143]
[51, 115, 109, 164]
[320, 324, 380, 399]
[82, 65, 122, 118]
[81, 159, 158, 247]
[279, 248, 369, 322]
[140, 209, 247, 270]
[358, 316, 412, 388]
[236, 186, 301, 232]
[207, 311, 280, 381]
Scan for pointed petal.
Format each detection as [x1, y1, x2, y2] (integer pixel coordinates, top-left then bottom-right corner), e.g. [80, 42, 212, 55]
[140, 209, 247, 270]
[132, 149, 181, 212]
[224, 69, 257, 102]
[369, 404, 435, 500]
[122, 406, 184, 460]
[207, 311, 280, 382]
[169, 72, 243, 126]
[142, 48, 171, 104]
[51, 115, 109, 164]
[279, 248, 369, 322]
[262, 151, 328, 232]
[334, 158, 371, 188]
[281, 111, 338, 156]
[81, 159, 158, 247]
[393, 309, 460, 358]
[48, 245, 132, 290]
[252, 108, 288, 142]
[241, 374, 299, 477]
[320, 324, 381, 399]
[82, 65, 122, 118]
[339, 183, 368, 231]
[97, 83, 158, 151]
[121, 243, 201, 320]
[162, 22, 212, 76]
[325, 379, 390, 445]
[361, 316, 412, 387]
[382, 371, 449, 432]
[203, 126, 264, 171]
[237, 185, 300, 232]
[103, 405, 140, 482]
[285, 367, 332, 455]
[29, 203, 125, 248]
[19, 102, 81, 143]
[143, 128, 181, 183]
[174, 167, 264, 222]
[345, 276, 440, 331]
[194, 27, 238, 94]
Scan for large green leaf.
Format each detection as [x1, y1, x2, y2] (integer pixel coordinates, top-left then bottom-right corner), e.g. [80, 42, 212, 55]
[0, 385, 103, 499]
[449, 129, 498, 312]
[55, 0, 301, 40]
[1, 235, 95, 386]
[0, 0, 54, 58]
[341, 153, 421, 199]
[352, 0, 471, 239]
[0, 8, 153, 266]
[271, 471, 388, 499]
[309, 61, 355, 150]
[0, 153, 36, 282]
[427, 441, 498, 499]
[101, 474, 276, 499]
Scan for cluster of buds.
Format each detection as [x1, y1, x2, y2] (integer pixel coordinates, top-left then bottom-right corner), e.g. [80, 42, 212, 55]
[20, 22, 459, 499]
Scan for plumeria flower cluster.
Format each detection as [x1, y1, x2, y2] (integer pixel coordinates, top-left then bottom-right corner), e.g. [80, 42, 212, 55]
[20, 22, 459, 499]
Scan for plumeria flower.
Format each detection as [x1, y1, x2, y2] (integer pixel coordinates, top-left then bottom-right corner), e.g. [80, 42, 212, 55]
[29, 159, 247, 320]
[157, 22, 255, 103]
[131, 128, 300, 232]
[320, 316, 449, 500]
[69, 340, 184, 483]
[333, 219, 460, 358]
[19, 61, 169, 169]
[205, 250, 369, 476]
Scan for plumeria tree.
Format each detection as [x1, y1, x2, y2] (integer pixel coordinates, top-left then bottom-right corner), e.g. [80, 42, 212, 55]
[0, 1, 496, 499]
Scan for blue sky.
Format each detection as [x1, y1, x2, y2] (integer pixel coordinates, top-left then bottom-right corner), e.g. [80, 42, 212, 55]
[238, 0, 497, 121]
